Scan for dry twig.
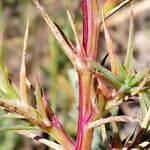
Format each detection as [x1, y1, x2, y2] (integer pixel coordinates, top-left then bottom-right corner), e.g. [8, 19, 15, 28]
[88, 116, 139, 129]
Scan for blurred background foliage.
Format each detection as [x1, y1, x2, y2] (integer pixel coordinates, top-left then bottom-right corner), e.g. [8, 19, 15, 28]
[0, 0, 150, 149]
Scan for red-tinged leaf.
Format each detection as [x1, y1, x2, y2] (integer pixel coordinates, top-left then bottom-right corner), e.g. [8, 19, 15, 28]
[20, 20, 29, 105]
[35, 76, 56, 124]
[102, 10, 117, 74]
[95, 72, 115, 99]
[42, 91, 55, 124]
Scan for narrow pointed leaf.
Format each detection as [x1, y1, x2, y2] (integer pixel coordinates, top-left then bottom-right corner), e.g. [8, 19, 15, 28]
[42, 92, 54, 123]
[115, 57, 127, 82]
[91, 61, 122, 88]
[102, 10, 117, 74]
[35, 81, 54, 123]
[124, 9, 134, 72]
[66, 8, 83, 55]
[20, 20, 29, 105]
[130, 70, 149, 87]
[131, 74, 149, 96]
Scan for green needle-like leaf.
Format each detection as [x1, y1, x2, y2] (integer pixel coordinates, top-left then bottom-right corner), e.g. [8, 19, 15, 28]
[91, 61, 122, 88]
[130, 70, 149, 87]
[124, 9, 134, 72]
[115, 57, 127, 82]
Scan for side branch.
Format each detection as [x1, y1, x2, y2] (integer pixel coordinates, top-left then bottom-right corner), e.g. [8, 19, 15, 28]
[0, 98, 74, 149]
[31, 0, 81, 68]
[0, 98, 51, 131]
[88, 116, 139, 129]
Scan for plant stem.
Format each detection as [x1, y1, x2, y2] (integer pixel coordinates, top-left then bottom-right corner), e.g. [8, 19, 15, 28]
[75, 70, 94, 150]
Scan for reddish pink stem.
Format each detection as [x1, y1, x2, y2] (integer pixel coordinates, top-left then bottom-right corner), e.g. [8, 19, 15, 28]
[82, 0, 89, 52]
[75, 70, 94, 150]
[81, 0, 100, 60]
